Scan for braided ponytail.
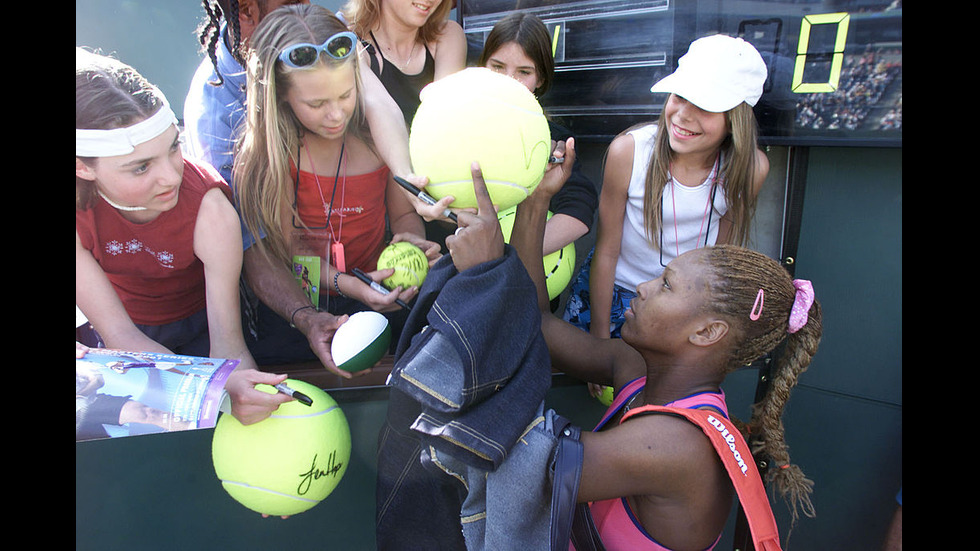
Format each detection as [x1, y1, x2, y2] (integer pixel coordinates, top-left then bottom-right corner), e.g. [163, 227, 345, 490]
[197, 0, 242, 87]
[702, 245, 822, 525]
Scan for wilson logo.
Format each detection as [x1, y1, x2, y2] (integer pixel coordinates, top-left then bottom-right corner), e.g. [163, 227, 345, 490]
[706, 414, 749, 475]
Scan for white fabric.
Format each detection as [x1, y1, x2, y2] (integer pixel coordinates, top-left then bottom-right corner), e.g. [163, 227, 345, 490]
[76, 99, 178, 157]
[614, 124, 728, 291]
[650, 34, 767, 112]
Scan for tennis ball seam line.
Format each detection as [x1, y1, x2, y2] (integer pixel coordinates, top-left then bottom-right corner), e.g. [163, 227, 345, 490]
[220, 481, 320, 503]
[520, 131, 551, 170]
[269, 405, 339, 419]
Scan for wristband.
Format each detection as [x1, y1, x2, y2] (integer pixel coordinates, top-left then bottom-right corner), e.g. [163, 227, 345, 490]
[289, 304, 316, 328]
[334, 271, 346, 297]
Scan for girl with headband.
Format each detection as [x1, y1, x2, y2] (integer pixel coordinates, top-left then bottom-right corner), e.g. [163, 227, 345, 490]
[509, 145, 821, 548]
[564, 34, 771, 341]
[75, 48, 291, 425]
[234, 5, 438, 341]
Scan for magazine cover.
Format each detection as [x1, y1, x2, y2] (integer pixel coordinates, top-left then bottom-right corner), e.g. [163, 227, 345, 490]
[76, 349, 238, 442]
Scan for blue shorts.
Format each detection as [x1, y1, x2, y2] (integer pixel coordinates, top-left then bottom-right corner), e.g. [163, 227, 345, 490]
[561, 250, 636, 339]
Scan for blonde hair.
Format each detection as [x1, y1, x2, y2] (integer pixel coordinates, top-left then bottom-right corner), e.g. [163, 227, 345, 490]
[642, 100, 762, 248]
[341, 0, 453, 45]
[234, 4, 370, 268]
[702, 245, 822, 526]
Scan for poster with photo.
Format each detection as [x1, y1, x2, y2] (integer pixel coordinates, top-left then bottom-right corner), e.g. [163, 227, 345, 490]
[75, 349, 238, 442]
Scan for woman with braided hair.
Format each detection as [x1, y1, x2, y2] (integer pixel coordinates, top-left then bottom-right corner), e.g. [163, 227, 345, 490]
[504, 140, 821, 550]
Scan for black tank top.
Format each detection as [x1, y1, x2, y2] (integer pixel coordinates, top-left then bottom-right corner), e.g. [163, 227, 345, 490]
[366, 31, 435, 126]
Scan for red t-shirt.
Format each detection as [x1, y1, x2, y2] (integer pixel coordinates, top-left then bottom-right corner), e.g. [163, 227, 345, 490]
[291, 164, 390, 279]
[76, 158, 233, 325]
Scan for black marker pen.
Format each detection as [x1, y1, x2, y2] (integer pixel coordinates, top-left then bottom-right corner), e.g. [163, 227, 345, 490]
[393, 175, 458, 223]
[352, 267, 412, 311]
[275, 383, 313, 406]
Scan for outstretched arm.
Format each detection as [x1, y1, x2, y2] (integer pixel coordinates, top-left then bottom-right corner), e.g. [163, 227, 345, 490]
[194, 188, 293, 424]
[242, 246, 353, 378]
[510, 139, 631, 387]
[357, 49, 454, 222]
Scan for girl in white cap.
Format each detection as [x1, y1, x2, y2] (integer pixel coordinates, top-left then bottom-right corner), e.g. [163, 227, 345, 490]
[564, 34, 771, 343]
[76, 48, 294, 425]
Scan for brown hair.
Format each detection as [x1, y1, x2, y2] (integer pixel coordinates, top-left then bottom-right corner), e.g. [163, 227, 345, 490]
[75, 48, 167, 210]
[477, 12, 554, 97]
[703, 245, 822, 525]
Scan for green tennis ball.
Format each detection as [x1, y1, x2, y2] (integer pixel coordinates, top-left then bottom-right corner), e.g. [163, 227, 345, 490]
[495, 207, 576, 301]
[211, 380, 350, 517]
[409, 67, 551, 211]
[377, 241, 428, 291]
[597, 385, 614, 407]
[331, 311, 391, 373]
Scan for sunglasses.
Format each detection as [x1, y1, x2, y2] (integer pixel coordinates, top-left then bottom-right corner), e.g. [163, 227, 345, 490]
[278, 31, 358, 68]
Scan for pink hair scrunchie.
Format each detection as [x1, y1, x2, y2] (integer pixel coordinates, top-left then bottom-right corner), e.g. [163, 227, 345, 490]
[788, 279, 814, 333]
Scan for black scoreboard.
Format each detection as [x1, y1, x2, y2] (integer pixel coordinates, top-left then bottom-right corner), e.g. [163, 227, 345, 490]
[460, 0, 902, 147]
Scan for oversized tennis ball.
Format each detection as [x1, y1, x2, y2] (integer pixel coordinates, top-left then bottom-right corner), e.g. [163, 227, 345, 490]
[409, 67, 551, 211]
[211, 379, 350, 517]
[377, 241, 428, 291]
[495, 207, 576, 301]
[331, 311, 391, 372]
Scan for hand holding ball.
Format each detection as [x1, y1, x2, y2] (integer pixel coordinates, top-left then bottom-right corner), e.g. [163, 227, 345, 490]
[496, 207, 576, 301]
[377, 242, 428, 291]
[331, 311, 391, 373]
[409, 68, 551, 211]
[212, 379, 351, 517]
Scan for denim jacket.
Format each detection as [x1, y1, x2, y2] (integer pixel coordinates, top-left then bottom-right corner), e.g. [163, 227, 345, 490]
[389, 245, 553, 471]
[425, 403, 571, 550]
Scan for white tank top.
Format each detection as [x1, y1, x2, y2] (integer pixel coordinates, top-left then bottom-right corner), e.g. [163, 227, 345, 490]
[614, 124, 727, 291]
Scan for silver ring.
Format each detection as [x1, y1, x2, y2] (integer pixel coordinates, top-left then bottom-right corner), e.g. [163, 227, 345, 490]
[455, 227, 464, 237]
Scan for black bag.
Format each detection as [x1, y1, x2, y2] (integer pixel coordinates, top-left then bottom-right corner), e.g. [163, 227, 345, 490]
[549, 415, 605, 551]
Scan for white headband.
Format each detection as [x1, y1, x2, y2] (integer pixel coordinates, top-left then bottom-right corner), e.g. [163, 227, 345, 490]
[76, 99, 178, 157]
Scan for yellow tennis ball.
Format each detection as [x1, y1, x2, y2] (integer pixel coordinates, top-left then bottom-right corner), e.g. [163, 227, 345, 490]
[377, 241, 428, 290]
[211, 380, 351, 517]
[597, 385, 614, 407]
[495, 207, 576, 301]
[409, 67, 551, 211]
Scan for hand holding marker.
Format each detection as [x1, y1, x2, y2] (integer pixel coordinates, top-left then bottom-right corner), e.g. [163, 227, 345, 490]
[352, 267, 412, 311]
[394, 175, 458, 223]
[275, 383, 312, 406]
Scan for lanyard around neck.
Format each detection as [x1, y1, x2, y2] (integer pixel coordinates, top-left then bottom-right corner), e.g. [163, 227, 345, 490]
[659, 152, 721, 267]
[292, 138, 346, 239]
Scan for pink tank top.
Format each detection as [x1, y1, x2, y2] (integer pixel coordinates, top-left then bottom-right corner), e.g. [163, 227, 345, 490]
[583, 379, 728, 551]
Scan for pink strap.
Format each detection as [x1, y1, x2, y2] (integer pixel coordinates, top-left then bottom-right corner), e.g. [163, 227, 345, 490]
[788, 279, 814, 334]
[593, 377, 646, 431]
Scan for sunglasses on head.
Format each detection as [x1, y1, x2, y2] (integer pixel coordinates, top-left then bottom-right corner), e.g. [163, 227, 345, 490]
[278, 31, 358, 68]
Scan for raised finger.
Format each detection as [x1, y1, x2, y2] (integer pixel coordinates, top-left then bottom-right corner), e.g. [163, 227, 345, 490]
[469, 161, 494, 216]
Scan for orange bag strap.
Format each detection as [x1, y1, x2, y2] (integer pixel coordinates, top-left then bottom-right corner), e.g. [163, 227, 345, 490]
[622, 405, 783, 551]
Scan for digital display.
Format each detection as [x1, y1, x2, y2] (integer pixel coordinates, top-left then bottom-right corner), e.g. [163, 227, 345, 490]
[461, 0, 902, 147]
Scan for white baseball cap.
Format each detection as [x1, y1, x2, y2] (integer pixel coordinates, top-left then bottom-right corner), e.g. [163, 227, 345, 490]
[650, 34, 768, 113]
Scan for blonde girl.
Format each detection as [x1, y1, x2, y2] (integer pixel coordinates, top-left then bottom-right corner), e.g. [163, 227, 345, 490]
[234, 5, 437, 326]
